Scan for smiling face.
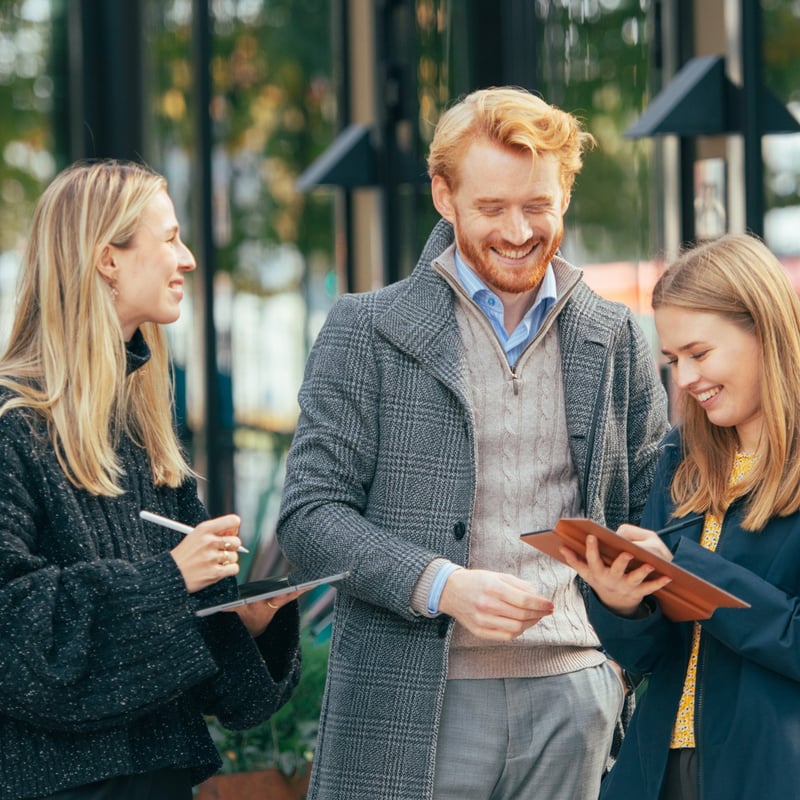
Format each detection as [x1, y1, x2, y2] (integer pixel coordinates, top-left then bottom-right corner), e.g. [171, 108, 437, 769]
[655, 305, 764, 453]
[431, 138, 568, 303]
[102, 189, 196, 340]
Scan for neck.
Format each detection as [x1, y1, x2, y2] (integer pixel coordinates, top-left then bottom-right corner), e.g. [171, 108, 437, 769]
[498, 288, 538, 334]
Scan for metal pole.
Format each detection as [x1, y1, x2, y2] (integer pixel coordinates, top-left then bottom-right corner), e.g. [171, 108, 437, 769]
[740, 0, 764, 237]
[191, 0, 225, 516]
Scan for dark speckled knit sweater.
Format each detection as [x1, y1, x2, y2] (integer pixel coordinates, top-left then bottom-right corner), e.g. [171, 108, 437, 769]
[0, 332, 301, 799]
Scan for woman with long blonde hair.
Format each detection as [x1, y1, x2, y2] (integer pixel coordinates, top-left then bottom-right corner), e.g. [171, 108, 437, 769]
[0, 160, 300, 799]
[563, 233, 800, 800]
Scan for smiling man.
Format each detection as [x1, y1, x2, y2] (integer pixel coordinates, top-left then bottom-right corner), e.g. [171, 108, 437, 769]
[278, 87, 669, 800]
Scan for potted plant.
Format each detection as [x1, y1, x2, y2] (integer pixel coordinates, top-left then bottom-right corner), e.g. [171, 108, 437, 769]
[195, 630, 329, 800]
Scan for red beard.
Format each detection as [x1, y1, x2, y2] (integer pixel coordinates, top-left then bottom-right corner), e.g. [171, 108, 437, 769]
[454, 219, 563, 296]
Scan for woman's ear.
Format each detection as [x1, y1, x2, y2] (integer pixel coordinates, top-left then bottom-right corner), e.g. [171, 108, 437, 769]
[96, 244, 118, 282]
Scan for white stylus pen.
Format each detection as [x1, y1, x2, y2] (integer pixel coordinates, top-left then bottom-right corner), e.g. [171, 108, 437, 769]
[139, 510, 249, 553]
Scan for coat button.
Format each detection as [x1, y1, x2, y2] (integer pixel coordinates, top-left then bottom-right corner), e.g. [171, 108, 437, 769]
[452, 521, 466, 540]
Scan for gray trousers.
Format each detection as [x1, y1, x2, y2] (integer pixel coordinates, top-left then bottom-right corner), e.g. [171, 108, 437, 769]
[433, 661, 623, 800]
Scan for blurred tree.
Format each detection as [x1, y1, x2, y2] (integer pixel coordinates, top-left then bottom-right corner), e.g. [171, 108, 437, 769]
[0, 0, 60, 256]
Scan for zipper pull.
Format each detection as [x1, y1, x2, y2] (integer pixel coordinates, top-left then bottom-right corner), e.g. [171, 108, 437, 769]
[511, 370, 520, 395]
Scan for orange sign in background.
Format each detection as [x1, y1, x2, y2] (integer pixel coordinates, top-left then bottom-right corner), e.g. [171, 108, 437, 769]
[581, 255, 800, 315]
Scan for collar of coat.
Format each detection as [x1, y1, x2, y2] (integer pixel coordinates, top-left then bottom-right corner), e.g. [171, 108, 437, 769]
[372, 218, 645, 513]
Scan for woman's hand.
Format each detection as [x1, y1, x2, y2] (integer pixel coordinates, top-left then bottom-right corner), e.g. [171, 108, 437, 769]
[230, 589, 307, 637]
[560, 532, 672, 618]
[616, 524, 675, 561]
[170, 514, 243, 593]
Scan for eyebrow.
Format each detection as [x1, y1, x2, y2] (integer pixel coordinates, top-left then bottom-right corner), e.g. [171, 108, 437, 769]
[660, 340, 707, 356]
[474, 195, 554, 205]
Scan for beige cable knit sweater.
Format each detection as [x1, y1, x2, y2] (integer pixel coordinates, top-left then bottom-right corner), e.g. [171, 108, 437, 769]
[413, 252, 604, 679]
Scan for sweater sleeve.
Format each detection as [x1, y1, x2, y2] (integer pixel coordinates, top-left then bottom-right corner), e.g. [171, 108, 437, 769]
[0, 420, 219, 733]
[675, 537, 800, 682]
[170, 473, 302, 730]
[192, 602, 301, 729]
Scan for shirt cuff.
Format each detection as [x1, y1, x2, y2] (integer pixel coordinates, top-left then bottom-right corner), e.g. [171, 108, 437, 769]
[410, 558, 459, 618]
[428, 562, 462, 615]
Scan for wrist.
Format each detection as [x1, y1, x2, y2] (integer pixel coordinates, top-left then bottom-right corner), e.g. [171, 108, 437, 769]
[427, 562, 462, 615]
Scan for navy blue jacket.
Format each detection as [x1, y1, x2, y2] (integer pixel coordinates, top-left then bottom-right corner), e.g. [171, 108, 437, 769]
[589, 428, 800, 800]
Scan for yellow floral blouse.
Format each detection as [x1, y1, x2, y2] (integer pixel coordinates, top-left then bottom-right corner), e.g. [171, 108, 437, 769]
[670, 452, 756, 748]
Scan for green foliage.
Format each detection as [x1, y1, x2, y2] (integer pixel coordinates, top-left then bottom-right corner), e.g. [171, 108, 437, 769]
[147, 0, 336, 284]
[207, 631, 329, 777]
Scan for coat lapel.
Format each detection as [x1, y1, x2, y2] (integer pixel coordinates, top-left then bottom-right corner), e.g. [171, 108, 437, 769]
[375, 220, 469, 406]
[558, 282, 618, 514]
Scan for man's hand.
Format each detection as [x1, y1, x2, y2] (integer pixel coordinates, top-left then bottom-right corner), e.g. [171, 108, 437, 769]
[438, 568, 554, 640]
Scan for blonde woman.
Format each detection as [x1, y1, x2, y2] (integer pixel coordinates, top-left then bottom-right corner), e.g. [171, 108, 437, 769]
[0, 160, 300, 799]
[564, 234, 800, 800]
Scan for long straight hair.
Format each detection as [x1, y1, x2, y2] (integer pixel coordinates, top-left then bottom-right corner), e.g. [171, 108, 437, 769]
[0, 160, 193, 495]
[652, 233, 800, 530]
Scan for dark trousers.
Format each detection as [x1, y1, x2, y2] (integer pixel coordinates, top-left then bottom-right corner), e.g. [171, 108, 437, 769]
[660, 748, 697, 800]
[35, 768, 192, 800]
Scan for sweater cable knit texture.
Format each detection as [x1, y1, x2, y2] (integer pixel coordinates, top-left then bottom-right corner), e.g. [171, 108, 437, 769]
[445, 264, 603, 679]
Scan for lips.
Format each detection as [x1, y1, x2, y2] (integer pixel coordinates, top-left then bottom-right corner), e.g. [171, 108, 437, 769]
[695, 386, 721, 403]
[491, 243, 536, 261]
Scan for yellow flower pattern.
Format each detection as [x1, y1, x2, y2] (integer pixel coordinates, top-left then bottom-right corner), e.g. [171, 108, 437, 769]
[669, 452, 756, 749]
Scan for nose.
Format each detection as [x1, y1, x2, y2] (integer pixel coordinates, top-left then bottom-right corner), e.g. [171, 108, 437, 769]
[673, 358, 698, 390]
[502, 209, 533, 245]
[179, 241, 197, 272]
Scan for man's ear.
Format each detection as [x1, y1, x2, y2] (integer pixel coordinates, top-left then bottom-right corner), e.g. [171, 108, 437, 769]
[431, 175, 455, 223]
[96, 244, 117, 281]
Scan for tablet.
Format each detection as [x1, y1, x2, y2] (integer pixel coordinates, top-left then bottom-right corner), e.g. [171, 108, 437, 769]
[196, 571, 350, 617]
[521, 518, 748, 622]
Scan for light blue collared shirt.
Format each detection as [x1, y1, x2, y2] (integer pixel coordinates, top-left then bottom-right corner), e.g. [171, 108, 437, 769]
[424, 250, 560, 616]
[454, 249, 557, 366]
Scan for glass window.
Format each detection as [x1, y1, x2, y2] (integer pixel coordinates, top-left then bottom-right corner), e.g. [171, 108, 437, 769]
[142, 0, 337, 574]
[534, 1, 657, 336]
[0, 0, 63, 346]
[415, 0, 656, 325]
[762, 0, 800, 281]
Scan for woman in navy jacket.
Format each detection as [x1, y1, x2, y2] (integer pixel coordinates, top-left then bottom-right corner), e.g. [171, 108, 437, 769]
[563, 233, 800, 800]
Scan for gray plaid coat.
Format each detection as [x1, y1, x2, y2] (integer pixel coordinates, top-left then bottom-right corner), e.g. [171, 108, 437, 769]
[277, 219, 668, 800]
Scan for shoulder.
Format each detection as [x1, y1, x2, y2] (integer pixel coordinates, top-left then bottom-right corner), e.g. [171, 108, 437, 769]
[557, 281, 653, 376]
[0, 393, 50, 498]
[316, 281, 410, 345]
[563, 281, 634, 330]
[0, 388, 45, 442]
[552, 256, 638, 341]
